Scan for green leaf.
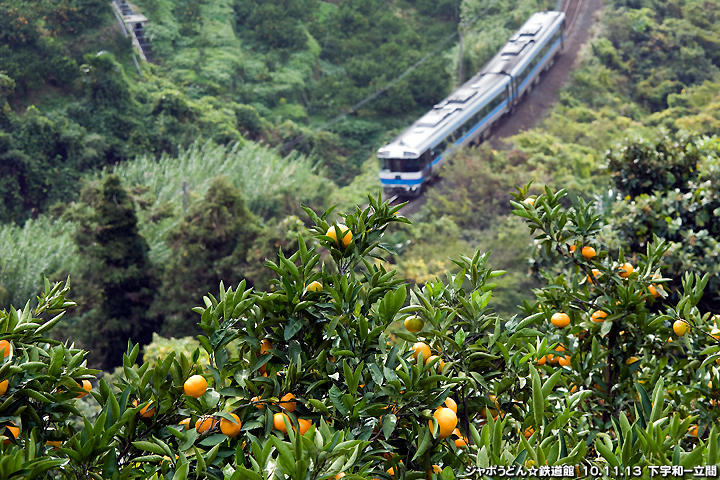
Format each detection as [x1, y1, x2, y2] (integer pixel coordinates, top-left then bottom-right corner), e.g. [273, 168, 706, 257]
[382, 413, 396, 440]
[132, 441, 166, 455]
[284, 317, 304, 341]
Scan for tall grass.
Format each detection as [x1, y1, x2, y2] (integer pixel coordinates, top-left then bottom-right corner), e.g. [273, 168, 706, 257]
[0, 217, 78, 309]
[90, 140, 322, 263]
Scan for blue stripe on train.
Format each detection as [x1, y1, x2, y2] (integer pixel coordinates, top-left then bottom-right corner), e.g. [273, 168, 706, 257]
[380, 177, 424, 186]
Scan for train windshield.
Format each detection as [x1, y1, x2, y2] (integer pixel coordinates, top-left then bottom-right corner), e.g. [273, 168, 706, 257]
[380, 158, 422, 172]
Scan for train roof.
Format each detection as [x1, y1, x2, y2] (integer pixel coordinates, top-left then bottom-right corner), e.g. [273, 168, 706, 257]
[378, 11, 565, 159]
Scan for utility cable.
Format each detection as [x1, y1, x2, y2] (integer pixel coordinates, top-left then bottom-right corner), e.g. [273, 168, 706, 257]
[280, 1, 502, 152]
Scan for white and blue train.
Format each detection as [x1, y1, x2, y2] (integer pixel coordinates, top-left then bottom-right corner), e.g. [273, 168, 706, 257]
[378, 11, 565, 195]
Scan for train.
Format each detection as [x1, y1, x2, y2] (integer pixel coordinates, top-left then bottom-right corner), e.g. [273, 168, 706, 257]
[378, 11, 566, 196]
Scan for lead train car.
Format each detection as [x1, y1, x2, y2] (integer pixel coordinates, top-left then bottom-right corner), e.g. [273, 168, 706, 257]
[378, 11, 565, 196]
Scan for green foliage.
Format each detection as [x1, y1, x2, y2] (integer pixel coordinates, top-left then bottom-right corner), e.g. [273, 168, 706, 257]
[61, 175, 158, 370]
[0, 217, 78, 310]
[604, 132, 720, 311]
[152, 176, 260, 338]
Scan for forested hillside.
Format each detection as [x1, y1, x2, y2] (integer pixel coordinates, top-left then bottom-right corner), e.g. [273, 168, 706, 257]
[6, 0, 720, 476]
[391, 0, 720, 317]
[3, 0, 720, 367]
[0, 0, 558, 367]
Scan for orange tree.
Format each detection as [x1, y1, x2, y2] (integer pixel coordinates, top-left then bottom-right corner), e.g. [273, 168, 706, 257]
[4, 191, 720, 477]
[511, 184, 720, 470]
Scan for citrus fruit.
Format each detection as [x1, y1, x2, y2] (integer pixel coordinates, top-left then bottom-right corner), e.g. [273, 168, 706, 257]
[444, 397, 457, 413]
[46, 440, 62, 448]
[688, 425, 699, 437]
[412, 342, 431, 362]
[551, 312, 570, 328]
[335, 474, 346, 479]
[453, 429, 468, 447]
[252, 396, 264, 409]
[547, 345, 565, 363]
[581, 246, 596, 259]
[260, 339, 272, 354]
[326, 224, 352, 247]
[297, 418, 312, 435]
[558, 355, 571, 367]
[619, 263, 634, 278]
[77, 379, 92, 398]
[306, 281, 322, 292]
[0, 380, 7, 396]
[591, 310, 607, 323]
[220, 413, 242, 437]
[184, 375, 208, 398]
[523, 426, 534, 439]
[280, 393, 297, 412]
[2, 422, 18, 445]
[273, 413, 289, 434]
[536, 355, 547, 366]
[625, 356, 639, 365]
[587, 268, 601, 283]
[426, 355, 445, 372]
[649, 284, 662, 298]
[673, 320, 689, 337]
[523, 197, 535, 206]
[712, 328, 720, 341]
[429, 407, 457, 439]
[569, 245, 576, 253]
[432, 465, 442, 474]
[0, 340, 11, 359]
[139, 401, 155, 418]
[178, 418, 191, 430]
[404, 315, 424, 333]
[196, 416, 217, 434]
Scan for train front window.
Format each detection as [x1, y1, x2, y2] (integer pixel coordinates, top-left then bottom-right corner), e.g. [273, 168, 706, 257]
[403, 158, 420, 172]
[382, 158, 421, 172]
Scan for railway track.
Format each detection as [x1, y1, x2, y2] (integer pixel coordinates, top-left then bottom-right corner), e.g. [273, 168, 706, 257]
[561, 0, 584, 35]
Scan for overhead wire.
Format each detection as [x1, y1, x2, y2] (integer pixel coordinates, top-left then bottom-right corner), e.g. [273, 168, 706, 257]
[279, 0, 503, 152]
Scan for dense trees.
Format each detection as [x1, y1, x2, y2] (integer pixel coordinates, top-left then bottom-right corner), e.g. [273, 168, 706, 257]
[152, 176, 259, 337]
[59, 175, 158, 370]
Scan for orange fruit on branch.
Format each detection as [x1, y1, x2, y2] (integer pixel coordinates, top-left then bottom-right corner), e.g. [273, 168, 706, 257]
[273, 413, 290, 434]
[591, 310, 607, 323]
[326, 224, 352, 247]
[581, 246, 596, 260]
[412, 342, 431, 362]
[196, 416, 217, 434]
[443, 397, 457, 414]
[178, 418, 191, 430]
[2, 422, 18, 445]
[306, 281, 323, 292]
[280, 393, 297, 412]
[587, 269, 602, 283]
[0, 380, 7, 396]
[220, 413, 242, 437]
[404, 315, 424, 333]
[260, 339, 272, 354]
[77, 379, 92, 398]
[429, 407, 457, 439]
[551, 312, 570, 328]
[297, 418, 312, 435]
[673, 320, 689, 337]
[184, 375, 208, 398]
[618, 263, 634, 278]
[0, 340, 11, 359]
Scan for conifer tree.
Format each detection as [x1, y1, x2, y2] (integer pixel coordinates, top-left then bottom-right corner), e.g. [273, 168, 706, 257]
[66, 174, 158, 369]
[153, 176, 259, 337]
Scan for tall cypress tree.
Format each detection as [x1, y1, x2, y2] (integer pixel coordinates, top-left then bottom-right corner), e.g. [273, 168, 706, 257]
[65, 174, 158, 369]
